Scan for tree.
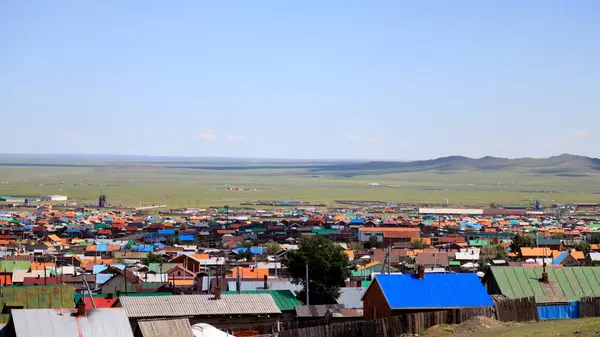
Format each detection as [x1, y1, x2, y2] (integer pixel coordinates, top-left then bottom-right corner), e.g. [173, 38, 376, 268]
[565, 241, 591, 255]
[589, 235, 600, 245]
[512, 234, 535, 251]
[284, 237, 351, 305]
[364, 235, 381, 249]
[146, 252, 169, 264]
[265, 240, 282, 255]
[239, 240, 254, 261]
[347, 242, 364, 251]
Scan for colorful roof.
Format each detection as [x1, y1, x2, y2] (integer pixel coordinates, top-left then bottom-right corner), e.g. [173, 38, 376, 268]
[1, 285, 74, 309]
[489, 266, 600, 302]
[370, 274, 493, 309]
[0, 261, 31, 273]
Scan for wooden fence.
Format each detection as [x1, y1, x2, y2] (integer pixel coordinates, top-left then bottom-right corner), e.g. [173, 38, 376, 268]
[579, 297, 600, 318]
[493, 296, 539, 322]
[278, 307, 493, 337]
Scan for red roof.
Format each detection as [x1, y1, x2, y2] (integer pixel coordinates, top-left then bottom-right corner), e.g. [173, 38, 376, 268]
[23, 277, 61, 286]
[84, 297, 118, 308]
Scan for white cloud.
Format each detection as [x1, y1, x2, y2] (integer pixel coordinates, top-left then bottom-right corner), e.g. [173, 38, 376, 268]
[227, 134, 248, 141]
[572, 130, 589, 137]
[59, 131, 79, 138]
[195, 129, 215, 140]
[366, 137, 383, 143]
[345, 134, 357, 140]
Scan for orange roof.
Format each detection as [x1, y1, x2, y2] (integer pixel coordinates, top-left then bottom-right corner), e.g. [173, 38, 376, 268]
[571, 251, 585, 260]
[0, 275, 12, 285]
[591, 244, 600, 251]
[81, 258, 113, 268]
[172, 279, 195, 286]
[216, 229, 235, 234]
[191, 254, 210, 260]
[31, 262, 56, 270]
[344, 249, 354, 260]
[231, 267, 269, 279]
[520, 247, 552, 257]
[47, 234, 61, 242]
[0, 240, 11, 246]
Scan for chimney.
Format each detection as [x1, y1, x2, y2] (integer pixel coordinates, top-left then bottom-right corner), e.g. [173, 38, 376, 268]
[236, 266, 242, 294]
[76, 300, 86, 316]
[263, 274, 268, 290]
[541, 261, 549, 283]
[106, 293, 113, 300]
[417, 265, 425, 280]
[215, 284, 221, 300]
[116, 290, 121, 298]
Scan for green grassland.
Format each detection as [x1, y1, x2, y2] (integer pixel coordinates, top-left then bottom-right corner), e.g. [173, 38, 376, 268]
[1, 158, 600, 208]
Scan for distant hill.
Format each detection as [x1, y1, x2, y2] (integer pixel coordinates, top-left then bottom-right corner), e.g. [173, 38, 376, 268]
[314, 154, 600, 176]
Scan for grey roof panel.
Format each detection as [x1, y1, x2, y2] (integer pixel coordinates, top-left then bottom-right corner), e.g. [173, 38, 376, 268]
[120, 294, 281, 318]
[138, 319, 194, 337]
[11, 308, 134, 337]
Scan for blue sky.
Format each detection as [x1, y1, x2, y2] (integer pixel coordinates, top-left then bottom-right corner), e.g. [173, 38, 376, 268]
[1, 1, 599, 160]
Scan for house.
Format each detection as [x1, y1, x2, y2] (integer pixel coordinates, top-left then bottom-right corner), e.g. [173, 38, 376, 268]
[358, 228, 420, 243]
[119, 293, 281, 330]
[362, 268, 493, 321]
[551, 252, 581, 266]
[587, 252, 600, 266]
[5, 307, 134, 337]
[484, 266, 600, 302]
[415, 252, 452, 268]
[100, 267, 143, 294]
[221, 290, 301, 320]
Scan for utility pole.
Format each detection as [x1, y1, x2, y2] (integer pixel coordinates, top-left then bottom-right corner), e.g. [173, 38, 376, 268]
[305, 262, 309, 306]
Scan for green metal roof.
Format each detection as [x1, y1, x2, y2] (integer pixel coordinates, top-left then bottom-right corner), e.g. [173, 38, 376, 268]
[2, 285, 74, 309]
[449, 261, 461, 266]
[148, 263, 180, 274]
[361, 280, 372, 288]
[351, 269, 371, 278]
[489, 267, 600, 302]
[469, 240, 489, 247]
[0, 261, 31, 273]
[222, 290, 301, 311]
[312, 228, 340, 236]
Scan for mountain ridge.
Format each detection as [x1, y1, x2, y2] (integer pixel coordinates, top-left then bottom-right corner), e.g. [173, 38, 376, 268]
[315, 154, 600, 176]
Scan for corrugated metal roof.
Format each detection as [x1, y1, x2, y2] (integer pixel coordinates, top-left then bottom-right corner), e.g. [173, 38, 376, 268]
[336, 287, 365, 309]
[119, 294, 281, 318]
[138, 318, 194, 337]
[489, 266, 600, 302]
[227, 280, 303, 294]
[221, 290, 301, 311]
[11, 308, 134, 337]
[372, 274, 493, 309]
[2, 285, 74, 309]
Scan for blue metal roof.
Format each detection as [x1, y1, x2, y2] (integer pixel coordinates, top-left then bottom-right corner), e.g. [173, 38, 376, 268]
[552, 252, 569, 265]
[157, 229, 175, 235]
[234, 247, 265, 254]
[351, 219, 365, 224]
[178, 234, 195, 241]
[373, 274, 493, 309]
[93, 264, 125, 274]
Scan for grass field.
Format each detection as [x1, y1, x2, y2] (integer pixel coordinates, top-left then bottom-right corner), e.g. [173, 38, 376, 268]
[427, 318, 600, 337]
[1, 156, 600, 208]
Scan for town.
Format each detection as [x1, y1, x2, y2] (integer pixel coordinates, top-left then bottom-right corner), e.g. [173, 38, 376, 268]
[0, 196, 599, 336]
